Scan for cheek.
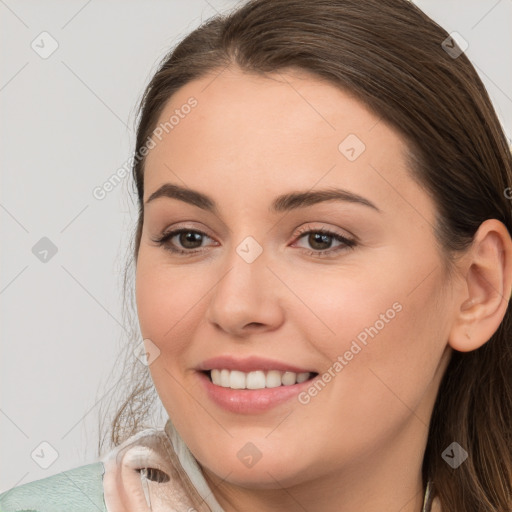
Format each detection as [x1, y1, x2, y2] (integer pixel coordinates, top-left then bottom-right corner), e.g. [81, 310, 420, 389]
[135, 258, 206, 417]
[292, 266, 404, 361]
[135, 257, 206, 343]
[342, 290, 446, 438]
[299, 260, 448, 412]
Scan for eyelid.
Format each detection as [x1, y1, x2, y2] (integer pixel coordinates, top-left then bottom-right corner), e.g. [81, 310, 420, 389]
[156, 222, 215, 240]
[291, 225, 356, 253]
[293, 223, 356, 241]
[156, 222, 353, 241]
[149, 224, 217, 255]
[152, 222, 357, 256]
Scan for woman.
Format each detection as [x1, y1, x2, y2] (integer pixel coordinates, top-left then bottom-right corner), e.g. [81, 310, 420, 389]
[1, 0, 511, 510]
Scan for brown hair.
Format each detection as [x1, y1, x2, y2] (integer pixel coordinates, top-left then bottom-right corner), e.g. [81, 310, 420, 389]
[101, 0, 512, 509]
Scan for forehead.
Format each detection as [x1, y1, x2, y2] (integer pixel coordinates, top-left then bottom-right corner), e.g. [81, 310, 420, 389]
[147, 67, 391, 156]
[142, 66, 429, 222]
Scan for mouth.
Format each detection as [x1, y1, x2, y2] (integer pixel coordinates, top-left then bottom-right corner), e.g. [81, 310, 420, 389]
[201, 369, 319, 390]
[196, 356, 321, 412]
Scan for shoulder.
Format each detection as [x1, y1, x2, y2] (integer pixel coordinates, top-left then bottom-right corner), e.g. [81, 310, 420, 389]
[0, 462, 106, 512]
[0, 429, 167, 512]
[0, 424, 222, 512]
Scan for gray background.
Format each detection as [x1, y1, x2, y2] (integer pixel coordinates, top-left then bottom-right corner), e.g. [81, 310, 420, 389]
[1, 0, 511, 492]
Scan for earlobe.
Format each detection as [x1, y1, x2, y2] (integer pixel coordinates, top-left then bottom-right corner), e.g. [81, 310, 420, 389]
[448, 219, 512, 352]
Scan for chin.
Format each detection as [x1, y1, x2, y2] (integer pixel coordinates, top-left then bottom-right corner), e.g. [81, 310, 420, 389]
[199, 449, 315, 490]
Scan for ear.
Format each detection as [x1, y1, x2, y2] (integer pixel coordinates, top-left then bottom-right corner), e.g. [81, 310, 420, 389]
[448, 219, 512, 352]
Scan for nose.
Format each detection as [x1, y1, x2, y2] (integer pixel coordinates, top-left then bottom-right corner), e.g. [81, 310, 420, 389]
[205, 246, 285, 337]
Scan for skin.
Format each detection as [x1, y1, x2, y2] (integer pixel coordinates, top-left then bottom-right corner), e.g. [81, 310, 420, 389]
[134, 66, 512, 512]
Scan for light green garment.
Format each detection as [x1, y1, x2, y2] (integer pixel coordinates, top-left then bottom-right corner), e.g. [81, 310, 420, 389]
[0, 462, 106, 512]
[0, 421, 439, 511]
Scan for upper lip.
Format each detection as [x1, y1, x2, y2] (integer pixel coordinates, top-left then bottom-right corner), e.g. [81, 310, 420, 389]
[197, 356, 316, 374]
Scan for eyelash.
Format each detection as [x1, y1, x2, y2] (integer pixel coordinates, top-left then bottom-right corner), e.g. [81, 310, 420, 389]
[151, 225, 357, 258]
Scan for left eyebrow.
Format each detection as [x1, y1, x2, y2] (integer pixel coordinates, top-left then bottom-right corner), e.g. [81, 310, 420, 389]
[145, 183, 381, 213]
[271, 188, 381, 213]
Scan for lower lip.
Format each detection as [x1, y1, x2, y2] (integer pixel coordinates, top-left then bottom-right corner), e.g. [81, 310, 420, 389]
[197, 371, 315, 414]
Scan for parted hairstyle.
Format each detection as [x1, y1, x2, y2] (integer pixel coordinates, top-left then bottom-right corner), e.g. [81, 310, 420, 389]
[100, 1, 512, 510]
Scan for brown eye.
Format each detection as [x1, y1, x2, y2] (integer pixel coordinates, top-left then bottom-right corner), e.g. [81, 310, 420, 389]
[177, 231, 204, 249]
[152, 228, 217, 255]
[307, 232, 334, 250]
[293, 227, 356, 257]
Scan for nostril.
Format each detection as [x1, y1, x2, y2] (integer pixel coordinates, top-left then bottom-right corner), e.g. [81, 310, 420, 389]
[246, 322, 264, 328]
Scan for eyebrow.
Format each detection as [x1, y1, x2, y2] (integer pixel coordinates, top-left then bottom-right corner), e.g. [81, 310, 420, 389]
[145, 183, 381, 213]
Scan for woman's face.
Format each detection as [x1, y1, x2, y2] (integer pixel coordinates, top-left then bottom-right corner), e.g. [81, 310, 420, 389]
[135, 67, 456, 490]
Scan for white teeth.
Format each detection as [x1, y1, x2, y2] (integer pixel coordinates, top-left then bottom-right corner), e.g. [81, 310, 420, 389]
[296, 372, 309, 383]
[246, 371, 266, 389]
[266, 370, 282, 388]
[208, 369, 313, 389]
[281, 371, 297, 386]
[229, 370, 246, 389]
[220, 369, 230, 387]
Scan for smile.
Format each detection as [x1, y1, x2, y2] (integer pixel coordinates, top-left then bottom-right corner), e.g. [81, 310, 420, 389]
[207, 369, 316, 389]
